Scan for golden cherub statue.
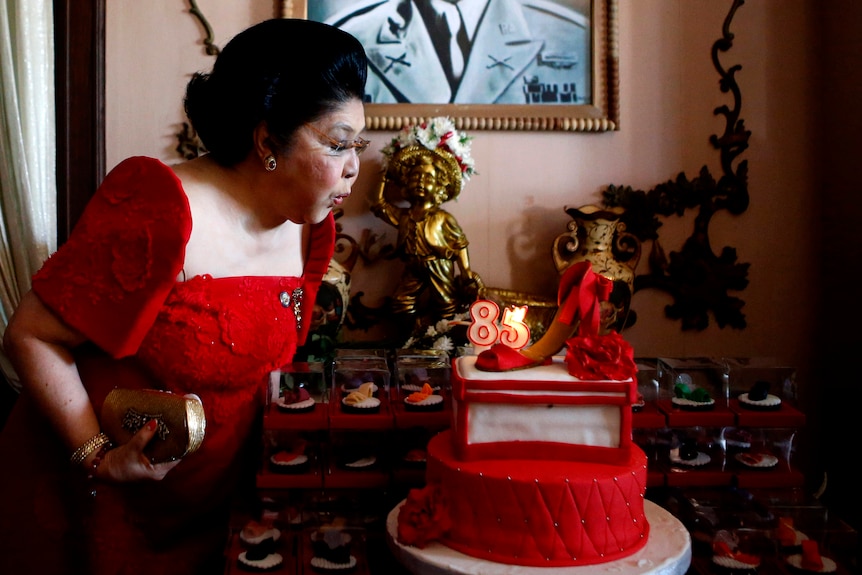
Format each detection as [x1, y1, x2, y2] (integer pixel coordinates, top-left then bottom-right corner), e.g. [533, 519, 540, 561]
[371, 119, 483, 337]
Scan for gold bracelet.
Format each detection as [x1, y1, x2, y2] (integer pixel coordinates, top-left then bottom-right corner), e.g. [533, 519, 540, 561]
[70, 432, 111, 466]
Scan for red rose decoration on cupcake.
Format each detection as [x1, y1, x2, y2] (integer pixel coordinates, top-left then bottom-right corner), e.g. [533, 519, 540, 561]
[397, 483, 452, 548]
[565, 331, 637, 380]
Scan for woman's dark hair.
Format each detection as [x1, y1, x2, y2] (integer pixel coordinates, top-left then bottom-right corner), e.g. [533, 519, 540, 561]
[184, 19, 368, 165]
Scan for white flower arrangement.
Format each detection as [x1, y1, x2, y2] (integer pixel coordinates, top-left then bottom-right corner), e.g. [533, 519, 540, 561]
[381, 117, 477, 183]
[402, 312, 471, 353]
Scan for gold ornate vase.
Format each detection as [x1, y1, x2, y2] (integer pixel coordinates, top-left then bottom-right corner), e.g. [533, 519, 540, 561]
[313, 259, 351, 336]
[552, 205, 641, 332]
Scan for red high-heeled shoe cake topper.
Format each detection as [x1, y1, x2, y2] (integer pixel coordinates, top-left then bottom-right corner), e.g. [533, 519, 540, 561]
[475, 261, 629, 373]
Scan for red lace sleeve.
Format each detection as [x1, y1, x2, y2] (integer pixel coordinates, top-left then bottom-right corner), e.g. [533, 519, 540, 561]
[32, 157, 191, 358]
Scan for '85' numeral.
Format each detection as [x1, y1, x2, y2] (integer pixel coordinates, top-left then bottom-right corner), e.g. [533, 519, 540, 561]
[467, 300, 530, 349]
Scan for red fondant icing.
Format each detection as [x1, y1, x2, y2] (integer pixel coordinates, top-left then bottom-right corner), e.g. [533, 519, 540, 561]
[801, 539, 823, 571]
[453, 370, 636, 398]
[425, 431, 649, 567]
[474, 262, 611, 372]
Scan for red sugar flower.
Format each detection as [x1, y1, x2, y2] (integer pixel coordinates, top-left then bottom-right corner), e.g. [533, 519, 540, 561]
[397, 483, 452, 548]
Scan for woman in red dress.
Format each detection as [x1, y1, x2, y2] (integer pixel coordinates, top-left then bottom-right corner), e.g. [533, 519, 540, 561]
[0, 19, 368, 575]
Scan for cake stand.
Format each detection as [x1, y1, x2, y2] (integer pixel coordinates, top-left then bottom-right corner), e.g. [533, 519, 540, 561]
[387, 500, 691, 575]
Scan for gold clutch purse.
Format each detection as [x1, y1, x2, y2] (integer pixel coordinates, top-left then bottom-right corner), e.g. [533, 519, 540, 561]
[101, 388, 206, 463]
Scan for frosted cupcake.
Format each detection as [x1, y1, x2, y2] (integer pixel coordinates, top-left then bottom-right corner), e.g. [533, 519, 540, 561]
[786, 540, 837, 573]
[670, 438, 711, 467]
[738, 380, 782, 410]
[735, 451, 779, 469]
[275, 387, 315, 413]
[712, 550, 759, 574]
[401, 371, 441, 394]
[672, 382, 715, 411]
[240, 520, 281, 546]
[341, 382, 381, 414]
[270, 439, 311, 474]
[776, 517, 808, 552]
[310, 526, 356, 572]
[711, 534, 760, 575]
[403, 383, 444, 412]
[270, 450, 309, 474]
[237, 535, 283, 572]
[340, 454, 377, 470]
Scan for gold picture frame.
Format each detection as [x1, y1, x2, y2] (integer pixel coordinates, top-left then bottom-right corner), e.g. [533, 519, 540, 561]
[277, 0, 618, 132]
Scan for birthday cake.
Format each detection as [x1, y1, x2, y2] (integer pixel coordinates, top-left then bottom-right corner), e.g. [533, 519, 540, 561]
[393, 261, 657, 568]
[407, 356, 648, 567]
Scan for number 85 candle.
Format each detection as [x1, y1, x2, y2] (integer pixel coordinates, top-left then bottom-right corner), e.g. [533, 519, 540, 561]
[467, 300, 530, 351]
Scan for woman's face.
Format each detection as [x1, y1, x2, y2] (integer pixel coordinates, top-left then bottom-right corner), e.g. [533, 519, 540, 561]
[276, 99, 367, 225]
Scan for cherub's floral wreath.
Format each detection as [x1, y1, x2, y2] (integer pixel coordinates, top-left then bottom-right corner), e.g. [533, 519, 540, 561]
[381, 117, 476, 183]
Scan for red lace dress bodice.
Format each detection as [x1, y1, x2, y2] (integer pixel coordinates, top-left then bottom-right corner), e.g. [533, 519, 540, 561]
[25, 156, 335, 573]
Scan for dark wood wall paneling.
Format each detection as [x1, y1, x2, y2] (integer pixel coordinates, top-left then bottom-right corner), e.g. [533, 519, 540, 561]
[53, 0, 105, 244]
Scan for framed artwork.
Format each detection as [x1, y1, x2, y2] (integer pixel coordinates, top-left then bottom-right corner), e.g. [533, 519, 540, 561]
[276, 0, 618, 132]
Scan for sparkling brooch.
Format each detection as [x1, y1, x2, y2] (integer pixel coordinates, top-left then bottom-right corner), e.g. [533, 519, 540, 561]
[278, 287, 305, 330]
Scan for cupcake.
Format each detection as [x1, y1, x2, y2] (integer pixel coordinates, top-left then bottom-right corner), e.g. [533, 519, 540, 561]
[776, 517, 808, 552]
[237, 536, 283, 572]
[734, 451, 779, 469]
[341, 382, 381, 414]
[270, 450, 309, 474]
[270, 439, 311, 474]
[711, 535, 760, 574]
[240, 520, 281, 546]
[672, 382, 715, 410]
[275, 386, 315, 413]
[712, 550, 760, 574]
[340, 454, 377, 470]
[738, 380, 782, 410]
[786, 540, 837, 573]
[401, 371, 441, 394]
[309, 526, 357, 572]
[403, 383, 444, 412]
[670, 438, 711, 467]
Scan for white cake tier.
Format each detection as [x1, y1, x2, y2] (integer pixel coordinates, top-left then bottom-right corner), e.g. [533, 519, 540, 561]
[452, 356, 636, 464]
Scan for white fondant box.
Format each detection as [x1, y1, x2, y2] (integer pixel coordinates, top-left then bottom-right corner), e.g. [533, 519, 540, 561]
[451, 355, 637, 464]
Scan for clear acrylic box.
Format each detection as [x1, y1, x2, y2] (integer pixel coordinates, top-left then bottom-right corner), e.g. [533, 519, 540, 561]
[720, 356, 798, 403]
[664, 426, 731, 487]
[332, 357, 391, 394]
[635, 358, 660, 403]
[262, 428, 322, 477]
[394, 349, 451, 401]
[657, 357, 728, 403]
[331, 357, 391, 421]
[270, 361, 328, 407]
[334, 348, 389, 361]
[656, 357, 734, 427]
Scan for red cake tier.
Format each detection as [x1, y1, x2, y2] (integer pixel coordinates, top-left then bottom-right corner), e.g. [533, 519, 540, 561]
[426, 430, 650, 567]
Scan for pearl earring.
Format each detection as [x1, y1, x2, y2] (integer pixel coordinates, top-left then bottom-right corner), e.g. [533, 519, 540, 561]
[264, 155, 277, 172]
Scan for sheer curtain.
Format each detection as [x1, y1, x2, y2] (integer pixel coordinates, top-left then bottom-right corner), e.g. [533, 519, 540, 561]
[0, 1, 57, 390]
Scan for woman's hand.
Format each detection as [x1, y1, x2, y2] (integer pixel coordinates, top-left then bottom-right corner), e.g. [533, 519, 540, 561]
[95, 420, 181, 482]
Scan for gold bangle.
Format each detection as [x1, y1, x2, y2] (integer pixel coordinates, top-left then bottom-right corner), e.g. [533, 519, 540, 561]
[70, 432, 111, 466]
